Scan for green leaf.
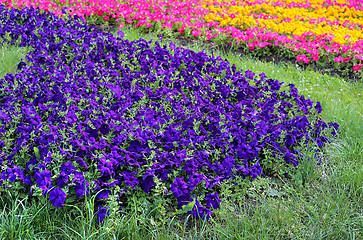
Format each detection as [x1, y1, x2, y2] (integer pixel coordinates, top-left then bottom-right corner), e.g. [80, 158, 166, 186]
[34, 147, 41, 160]
[18, 192, 28, 199]
[32, 186, 43, 197]
[181, 201, 195, 213]
[66, 196, 76, 203]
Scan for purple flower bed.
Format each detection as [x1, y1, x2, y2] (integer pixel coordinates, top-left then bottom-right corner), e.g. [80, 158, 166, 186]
[0, 5, 338, 222]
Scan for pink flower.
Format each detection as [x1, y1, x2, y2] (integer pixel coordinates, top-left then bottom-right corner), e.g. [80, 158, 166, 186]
[178, 27, 185, 34]
[104, 15, 109, 21]
[118, 23, 124, 29]
[296, 54, 305, 62]
[296, 54, 309, 63]
[343, 57, 352, 63]
[311, 54, 319, 61]
[353, 64, 362, 72]
[97, 10, 104, 17]
[334, 56, 344, 63]
[192, 30, 202, 37]
[206, 33, 218, 40]
[161, 22, 173, 29]
[256, 42, 272, 48]
[341, 45, 350, 52]
[248, 42, 255, 50]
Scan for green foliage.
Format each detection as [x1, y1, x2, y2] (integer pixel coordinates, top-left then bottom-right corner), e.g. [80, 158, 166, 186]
[0, 18, 363, 240]
[219, 175, 249, 205]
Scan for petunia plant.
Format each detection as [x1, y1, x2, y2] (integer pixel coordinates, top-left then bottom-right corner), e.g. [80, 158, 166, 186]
[0, 5, 338, 222]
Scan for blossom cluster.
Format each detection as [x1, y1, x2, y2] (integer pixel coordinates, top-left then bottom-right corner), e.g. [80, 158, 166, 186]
[0, 0, 362, 77]
[202, 0, 363, 75]
[204, 0, 363, 45]
[0, 6, 338, 222]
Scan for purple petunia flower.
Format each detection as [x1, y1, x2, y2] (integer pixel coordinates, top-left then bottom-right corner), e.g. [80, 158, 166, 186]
[75, 182, 89, 199]
[49, 188, 67, 208]
[170, 177, 189, 199]
[236, 164, 250, 176]
[314, 102, 322, 114]
[59, 162, 76, 175]
[97, 159, 113, 177]
[177, 195, 193, 209]
[189, 200, 213, 221]
[96, 205, 110, 223]
[96, 189, 111, 200]
[17, 61, 27, 70]
[56, 172, 68, 188]
[250, 161, 263, 179]
[6, 167, 18, 182]
[205, 192, 222, 209]
[121, 171, 139, 187]
[34, 170, 52, 187]
[140, 169, 156, 193]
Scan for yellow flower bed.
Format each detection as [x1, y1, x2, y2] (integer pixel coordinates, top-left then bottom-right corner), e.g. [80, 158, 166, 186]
[202, 0, 363, 45]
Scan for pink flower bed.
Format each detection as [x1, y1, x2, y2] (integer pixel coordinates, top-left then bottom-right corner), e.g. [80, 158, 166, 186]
[0, 0, 362, 77]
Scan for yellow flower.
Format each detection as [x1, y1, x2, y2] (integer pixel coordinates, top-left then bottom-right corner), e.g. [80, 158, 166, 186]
[201, 0, 363, 45]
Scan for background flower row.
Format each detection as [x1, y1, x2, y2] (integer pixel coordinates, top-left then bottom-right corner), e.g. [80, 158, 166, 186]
[0, 0, 362, 77]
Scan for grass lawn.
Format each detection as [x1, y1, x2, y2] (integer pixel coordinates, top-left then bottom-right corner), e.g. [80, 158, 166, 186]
[0, 9, 362, 240]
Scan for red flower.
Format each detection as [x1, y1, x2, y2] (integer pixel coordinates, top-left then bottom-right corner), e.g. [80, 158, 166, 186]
[353, 64, 362, 72]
